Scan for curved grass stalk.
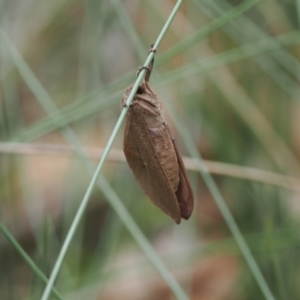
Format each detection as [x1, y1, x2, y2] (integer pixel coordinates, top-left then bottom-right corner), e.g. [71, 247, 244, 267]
[112, 1, 276, 298]
[0, 1, 190, 300]
[1, 142, 300, 192]
[11, 29, 300, 146]
[1, 1, 295, 299]
[0, 223, 63, 300]
[162, 31, 300, 84]
[157, 0, 262, 64]
[201, 0, 300, 83]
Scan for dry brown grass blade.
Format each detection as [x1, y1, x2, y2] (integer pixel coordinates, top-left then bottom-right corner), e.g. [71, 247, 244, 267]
[1, 142, 299, 192]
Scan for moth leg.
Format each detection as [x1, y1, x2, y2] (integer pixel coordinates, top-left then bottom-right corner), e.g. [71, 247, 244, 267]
[137, 44, 158, 82]
[148, 43, 157, 54]
[121, 99, 134, 108]
[144, 44, 157, 81]
[136, 66, 152, 78]
[144, 60, 153, 83]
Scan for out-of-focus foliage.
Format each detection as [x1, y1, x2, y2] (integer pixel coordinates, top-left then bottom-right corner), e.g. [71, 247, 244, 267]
[1, 0, 300, 299]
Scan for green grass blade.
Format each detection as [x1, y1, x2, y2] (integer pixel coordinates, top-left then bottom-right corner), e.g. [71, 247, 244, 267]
[0, 2, 191, 299]
[12, 29, 299, 146]
[158, 0, 262, 64]
[162, 31, 300, 84]
[196, 0, 300, 106]
[0, 223, 63, 300]
[165, 100, 276, 300]
[113, 1, 275, 298]
[202, 0, 300, 82]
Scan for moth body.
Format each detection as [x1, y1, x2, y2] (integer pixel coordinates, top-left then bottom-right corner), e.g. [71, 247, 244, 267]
[122, 82, 194, 223]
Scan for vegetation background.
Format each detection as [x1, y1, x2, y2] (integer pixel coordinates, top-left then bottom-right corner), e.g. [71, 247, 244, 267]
[1, 0, 300, 299]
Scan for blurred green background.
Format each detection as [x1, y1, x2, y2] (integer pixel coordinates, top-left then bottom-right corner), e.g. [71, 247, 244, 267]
[1, 0, 300, 299]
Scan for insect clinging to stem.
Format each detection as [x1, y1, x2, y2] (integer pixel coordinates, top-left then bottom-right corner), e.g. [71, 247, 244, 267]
[122, 45, 194, 224]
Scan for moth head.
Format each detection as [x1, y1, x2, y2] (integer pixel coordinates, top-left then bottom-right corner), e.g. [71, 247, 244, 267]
[121, 84, 145, 108]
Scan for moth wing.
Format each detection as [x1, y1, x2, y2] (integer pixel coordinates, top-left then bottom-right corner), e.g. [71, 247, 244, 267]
[173, 142, 194, 220]
[123, 106, 181, 224]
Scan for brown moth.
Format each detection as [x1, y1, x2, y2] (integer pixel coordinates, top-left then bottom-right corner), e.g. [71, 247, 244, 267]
[121, 52, 194, 224]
